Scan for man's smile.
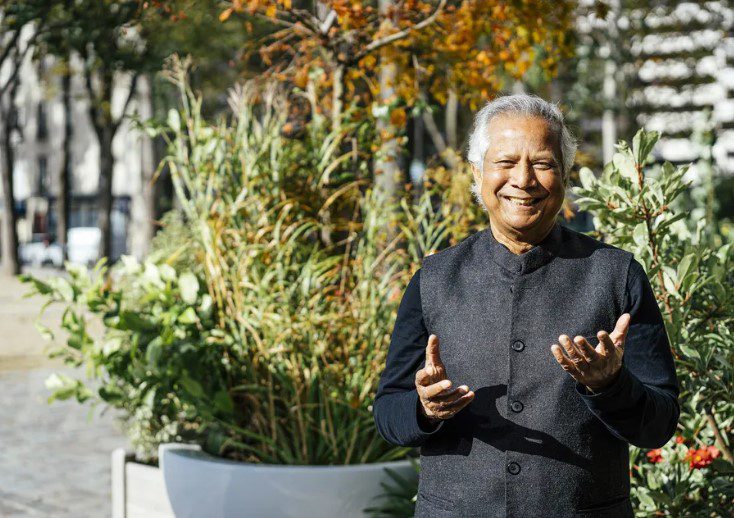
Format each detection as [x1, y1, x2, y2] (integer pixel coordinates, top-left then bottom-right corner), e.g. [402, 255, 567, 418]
[502, 194, 546, 208]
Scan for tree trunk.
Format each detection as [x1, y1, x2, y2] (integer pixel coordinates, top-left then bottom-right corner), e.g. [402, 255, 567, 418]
[98, 127, 114, 261]
[446, 88, 458, 150]
[58, 55, 72, 262]
[130, 73, 156, 259]
[0, 76, 21, 276]
[332, 62, 344, 135]
[374, 0, 403, 248]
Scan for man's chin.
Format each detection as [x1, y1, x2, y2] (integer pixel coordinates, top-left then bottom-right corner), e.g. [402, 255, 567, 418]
[500, 213, 545, 233]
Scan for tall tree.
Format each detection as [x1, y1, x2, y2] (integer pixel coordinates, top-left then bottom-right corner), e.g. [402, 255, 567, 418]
[36, 0, 155, 261]
[0, 1, 56, 275]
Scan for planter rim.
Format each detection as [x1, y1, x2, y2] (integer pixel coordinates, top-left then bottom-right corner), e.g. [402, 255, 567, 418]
[159, 442, 415, 471]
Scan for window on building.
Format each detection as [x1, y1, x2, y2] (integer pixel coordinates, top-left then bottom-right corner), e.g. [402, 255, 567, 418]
[37, 155, 48, 196]
[37, 103, 48, 141]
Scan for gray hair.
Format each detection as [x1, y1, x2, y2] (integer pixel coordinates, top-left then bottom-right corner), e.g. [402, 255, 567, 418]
[466, 94, 577, 208]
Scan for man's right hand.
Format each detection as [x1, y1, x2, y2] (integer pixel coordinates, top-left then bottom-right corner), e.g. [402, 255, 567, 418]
[415, 334, 474, 423]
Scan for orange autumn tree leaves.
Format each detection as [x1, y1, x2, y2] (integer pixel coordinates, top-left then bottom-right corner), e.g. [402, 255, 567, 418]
[220, 0, 576, 127]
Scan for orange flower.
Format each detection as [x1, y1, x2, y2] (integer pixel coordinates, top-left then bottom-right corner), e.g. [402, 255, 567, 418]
[675, 435, 685, 444]
[646, 448, 663, 463]
[684, 446, 720, 469]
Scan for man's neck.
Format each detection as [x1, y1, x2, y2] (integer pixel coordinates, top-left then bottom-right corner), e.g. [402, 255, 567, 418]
[489, 220, 555, 255]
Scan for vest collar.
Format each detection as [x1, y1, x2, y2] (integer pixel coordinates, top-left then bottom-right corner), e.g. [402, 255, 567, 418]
[480, 220, 564, 275]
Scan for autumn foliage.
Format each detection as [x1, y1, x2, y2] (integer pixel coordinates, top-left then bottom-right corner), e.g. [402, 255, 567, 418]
[218, 0, 575, 118]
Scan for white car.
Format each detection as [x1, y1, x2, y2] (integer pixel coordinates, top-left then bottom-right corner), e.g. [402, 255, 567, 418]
[67, 227, 101, 266]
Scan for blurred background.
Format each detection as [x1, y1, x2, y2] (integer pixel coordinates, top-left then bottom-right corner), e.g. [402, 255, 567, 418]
[1, 0, 733, 516]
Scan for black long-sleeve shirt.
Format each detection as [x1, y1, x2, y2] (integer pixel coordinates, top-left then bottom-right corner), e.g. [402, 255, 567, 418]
[373, 260, 680, 450]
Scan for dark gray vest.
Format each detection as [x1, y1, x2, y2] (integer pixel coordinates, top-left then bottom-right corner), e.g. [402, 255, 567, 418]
[416, 222, 635, 518]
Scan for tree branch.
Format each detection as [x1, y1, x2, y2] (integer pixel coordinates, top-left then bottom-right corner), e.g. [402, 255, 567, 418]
[113, 71, 140, 133]
[354, 0, 446, 61]
[705, 409, 733, 463]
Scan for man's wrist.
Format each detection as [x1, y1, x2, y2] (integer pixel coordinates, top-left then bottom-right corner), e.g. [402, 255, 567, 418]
[585, 366, 623, 394]
[416, 398, 442, 429]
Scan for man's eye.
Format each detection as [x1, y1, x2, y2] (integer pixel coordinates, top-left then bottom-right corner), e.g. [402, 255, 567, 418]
[535, 162, 554, 169]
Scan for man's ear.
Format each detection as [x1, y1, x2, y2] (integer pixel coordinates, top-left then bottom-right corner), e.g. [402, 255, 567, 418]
[470, 163, 481, 185]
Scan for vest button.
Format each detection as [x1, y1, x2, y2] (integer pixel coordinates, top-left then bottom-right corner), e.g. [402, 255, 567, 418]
[507, 461, 521, 475]
[510, 400, 524, 413]
[511, 340, 525, 352]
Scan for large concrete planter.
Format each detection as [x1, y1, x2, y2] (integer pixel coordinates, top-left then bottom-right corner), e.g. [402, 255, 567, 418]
[111, 448, 174, 518]
[158, 443, 416, 518]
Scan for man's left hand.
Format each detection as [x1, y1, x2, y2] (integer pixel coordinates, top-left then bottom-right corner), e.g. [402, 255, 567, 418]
[551, 313, 631, 392]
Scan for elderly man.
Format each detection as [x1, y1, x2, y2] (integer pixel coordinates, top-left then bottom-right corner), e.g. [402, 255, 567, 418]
[372, 94, 680, 517]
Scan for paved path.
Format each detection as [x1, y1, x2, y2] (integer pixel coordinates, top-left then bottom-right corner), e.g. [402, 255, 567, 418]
[0, 271, 130, 516]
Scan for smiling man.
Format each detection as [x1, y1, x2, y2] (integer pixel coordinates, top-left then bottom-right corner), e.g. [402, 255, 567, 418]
[372, 94, 680, 517]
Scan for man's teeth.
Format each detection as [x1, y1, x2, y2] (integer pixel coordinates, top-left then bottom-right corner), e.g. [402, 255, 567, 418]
[506, 196, 539, 206]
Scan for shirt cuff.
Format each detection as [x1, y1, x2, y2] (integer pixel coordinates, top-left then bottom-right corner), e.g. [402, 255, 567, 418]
[574, 363, 639, 411]
[415, 391, 445, 434]
[393, 389, 443, 442]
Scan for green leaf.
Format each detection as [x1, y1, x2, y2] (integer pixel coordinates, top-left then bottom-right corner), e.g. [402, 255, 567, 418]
[716, 243, 732, 264]
[676, 254, 695, 287]
[679, 344, 700, 360]
[613, 150, 637, 182]
[179, 272, 199, 305]
[119, 311, 156, 332]
[213, 389, 234, 414]
[34, 321, 54, 341]
[53, 278, 75, 302]
[177, 306, 198, 324]
[632, 222, 648, 247]
[632, 129, 659, 165]
[578, 167, 596, 190]
[146, 338, 163, 369]
[168, 108, 181, 130]
[180, 375, 205, 399]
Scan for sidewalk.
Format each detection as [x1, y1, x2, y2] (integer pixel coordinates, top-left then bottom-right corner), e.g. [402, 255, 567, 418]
[0, 270, 129, 517]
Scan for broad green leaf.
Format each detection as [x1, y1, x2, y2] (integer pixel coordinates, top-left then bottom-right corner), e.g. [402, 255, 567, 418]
[632, 129, 659, 165]
[179, 272, 199, 305]
[177, 307, 198, 324]
[578, 167, 596, 190]
[613, 150, 637, 182]
[180, 375, 205, 399]
[632, 222, 648, 247]
[167, 108, 181, 130]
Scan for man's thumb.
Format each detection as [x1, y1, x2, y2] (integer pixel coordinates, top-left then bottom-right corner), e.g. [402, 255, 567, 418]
[425, 334, 442, 366]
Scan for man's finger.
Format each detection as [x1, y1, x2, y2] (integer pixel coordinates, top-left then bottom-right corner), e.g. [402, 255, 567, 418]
[573, 335, 598, 363]
[597, 330, 616, 356]
[551, 343, 583, 378]
[431, 384, 470, 403]
[433, 390, 475, 412]
[559, 335, 586, 366]
[425, 334, 443, 367]
[424, 378, 452, 398]
[415, 367, 431, 387]
[609, 313, 631, 347]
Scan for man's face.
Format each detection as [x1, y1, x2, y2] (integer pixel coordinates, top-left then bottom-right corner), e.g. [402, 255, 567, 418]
[471, 114, 565, 238]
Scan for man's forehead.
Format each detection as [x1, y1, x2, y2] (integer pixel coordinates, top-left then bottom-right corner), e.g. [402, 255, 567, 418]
[484, 117, 560, 154]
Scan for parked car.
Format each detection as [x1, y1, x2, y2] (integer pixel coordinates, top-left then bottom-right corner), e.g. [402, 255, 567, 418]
[67, 227, 101, 266]
[19, 233, 64, 268]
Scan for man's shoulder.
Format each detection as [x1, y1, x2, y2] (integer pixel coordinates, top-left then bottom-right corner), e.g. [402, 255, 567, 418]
[421, 230, 484, 267]
[560, 224, 634, 264]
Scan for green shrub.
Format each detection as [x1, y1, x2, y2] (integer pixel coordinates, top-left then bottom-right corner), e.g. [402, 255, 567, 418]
[573, 129, 734, 515]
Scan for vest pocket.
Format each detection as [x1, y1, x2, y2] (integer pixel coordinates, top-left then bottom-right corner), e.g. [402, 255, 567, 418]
[575, 494, 632, 517]
[416, 489, 457, 515]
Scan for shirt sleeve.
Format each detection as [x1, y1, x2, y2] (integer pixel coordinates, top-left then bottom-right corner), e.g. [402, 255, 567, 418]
[574, 257, 681, 449]
[372, 268, 446, 447]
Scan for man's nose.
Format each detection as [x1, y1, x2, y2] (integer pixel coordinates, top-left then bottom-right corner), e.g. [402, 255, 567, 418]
[510, 159, 537, 188]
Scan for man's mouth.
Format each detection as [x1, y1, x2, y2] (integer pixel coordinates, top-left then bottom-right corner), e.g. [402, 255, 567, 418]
[503, 195, 544, 207]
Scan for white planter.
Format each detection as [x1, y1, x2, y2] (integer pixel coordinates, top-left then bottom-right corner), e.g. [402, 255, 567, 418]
[158, 443, 416, 518]
[111, 448, 175, 518]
